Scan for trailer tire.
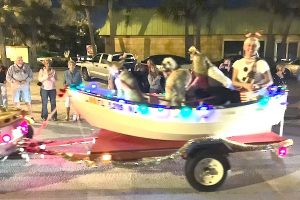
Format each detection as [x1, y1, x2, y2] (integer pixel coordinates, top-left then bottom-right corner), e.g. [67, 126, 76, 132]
[82, 68, 91, 81]
[185, 152, 229, 192]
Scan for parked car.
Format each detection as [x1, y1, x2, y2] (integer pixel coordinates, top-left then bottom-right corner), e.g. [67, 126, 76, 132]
[284, 58, 300, 77]
[37, 51, 68, 68]
[141, 54, 191, 70]
[76, 53, 137, 81]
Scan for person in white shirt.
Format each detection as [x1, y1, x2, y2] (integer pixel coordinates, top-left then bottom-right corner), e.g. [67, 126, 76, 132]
[232, 36, 273, 92]
[38, 59, 57, 121]
[6, 56, 33, 114]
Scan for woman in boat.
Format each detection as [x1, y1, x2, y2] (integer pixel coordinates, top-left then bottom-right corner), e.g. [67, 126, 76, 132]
[147, 59, 163, 94]
[186, 46, 240, 105]
[232, 35, 273, 92]
[109, 61, 145, 102]
[219, 58, 233, 79]
[162, 57, 191, 106]
[273, 63, 287, 86]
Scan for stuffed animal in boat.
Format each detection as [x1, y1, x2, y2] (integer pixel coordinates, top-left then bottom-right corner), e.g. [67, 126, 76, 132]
[162, 57, 191, 106]
[109, 61, 145, 102]
[188, 46, 233, 89]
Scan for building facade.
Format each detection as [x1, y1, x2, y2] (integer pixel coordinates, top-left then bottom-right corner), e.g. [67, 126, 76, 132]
[98, 7, 300, 62]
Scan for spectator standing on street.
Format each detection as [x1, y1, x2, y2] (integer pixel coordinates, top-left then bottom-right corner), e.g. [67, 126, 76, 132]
[38, 59, 58, 121]
[6, 56, 33, 114]
[0, 65, 7, 108]
[63, 60, 82, 121]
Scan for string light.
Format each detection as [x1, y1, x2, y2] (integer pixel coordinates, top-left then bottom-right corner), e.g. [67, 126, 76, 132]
[69, 85, 287, 121]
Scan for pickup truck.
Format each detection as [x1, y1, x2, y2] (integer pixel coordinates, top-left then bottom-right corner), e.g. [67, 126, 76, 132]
[76, 53, 136, 81]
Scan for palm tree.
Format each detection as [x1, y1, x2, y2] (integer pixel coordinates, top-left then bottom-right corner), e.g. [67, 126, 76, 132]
[256, 0, 300, 61]
[0, 0, 18, 66]
[14, 0, 54, 70]
[158, 0, 224, 58]
[60, 0, 108, 56]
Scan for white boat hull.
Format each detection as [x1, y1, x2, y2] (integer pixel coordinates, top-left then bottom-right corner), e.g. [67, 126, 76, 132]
[69, 88, 287, 141]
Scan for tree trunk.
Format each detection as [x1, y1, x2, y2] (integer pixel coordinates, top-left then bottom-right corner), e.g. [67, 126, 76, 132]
[281, 13, 294, 60]
[184, 17, 189, 59]
[85, 7, 97, 56]
[282, 13, 294, 44]
[30, 24, 38, 71]
[107, 0, 115, 54]
[0, 25, 8, 67]
[195, 17, 201, 51]
[265, 17, 275, 61]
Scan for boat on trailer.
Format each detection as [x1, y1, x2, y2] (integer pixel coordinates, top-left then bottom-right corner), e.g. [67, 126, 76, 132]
[68, 84, 288, 141]
[14, 84, 292, 192]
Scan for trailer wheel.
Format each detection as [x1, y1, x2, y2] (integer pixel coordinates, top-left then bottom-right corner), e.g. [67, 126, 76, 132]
[82, 68, 91, 81]
[185, 152, 229, 192]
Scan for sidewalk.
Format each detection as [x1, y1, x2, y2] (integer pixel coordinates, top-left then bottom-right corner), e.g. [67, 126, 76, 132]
[6, 70, 75, 123]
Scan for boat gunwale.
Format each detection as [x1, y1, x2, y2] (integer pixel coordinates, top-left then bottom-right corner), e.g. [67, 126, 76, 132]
[71, 87, 271, 110]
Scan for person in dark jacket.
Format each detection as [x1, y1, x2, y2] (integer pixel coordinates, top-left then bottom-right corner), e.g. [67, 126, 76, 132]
[0, 65, 7, 108]
[63, 60, 82, 121]
[273, 64, 287, 86]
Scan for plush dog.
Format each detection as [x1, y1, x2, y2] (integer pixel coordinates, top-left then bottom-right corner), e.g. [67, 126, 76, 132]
[188, 46, 233, 89]
[162, 57, 191, 106]
[109, 61, 145, 102]
[188, 46, 240, 105]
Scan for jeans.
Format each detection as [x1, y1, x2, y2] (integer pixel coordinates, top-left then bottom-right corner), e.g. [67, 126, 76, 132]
[0, 83, 7, 108]
[40, 88, 57, 119]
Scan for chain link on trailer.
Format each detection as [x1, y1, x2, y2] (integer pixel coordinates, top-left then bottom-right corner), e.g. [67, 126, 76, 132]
[1, 135, 292, 167]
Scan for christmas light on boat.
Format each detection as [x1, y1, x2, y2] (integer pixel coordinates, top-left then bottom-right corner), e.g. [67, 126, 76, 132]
[69, 85, 288, 140]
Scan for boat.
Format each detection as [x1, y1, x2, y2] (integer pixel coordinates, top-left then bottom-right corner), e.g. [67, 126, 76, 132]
[0, 108, 34, 156]
[68, 83, 288, 141]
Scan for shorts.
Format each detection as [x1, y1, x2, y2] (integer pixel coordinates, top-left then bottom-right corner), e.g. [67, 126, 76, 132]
[12, 84, 31, 103]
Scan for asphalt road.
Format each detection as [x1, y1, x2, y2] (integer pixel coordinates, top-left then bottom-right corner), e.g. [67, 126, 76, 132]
[0, 118, 299, 200]
[1, 73, 300, 200]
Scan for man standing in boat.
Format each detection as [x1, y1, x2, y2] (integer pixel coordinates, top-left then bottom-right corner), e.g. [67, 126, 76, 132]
[232, 33, 273, 101]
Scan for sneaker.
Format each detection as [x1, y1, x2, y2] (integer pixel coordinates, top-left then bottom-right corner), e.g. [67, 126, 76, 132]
[64, 117, 70, 121]
[52, 118, 58, 121]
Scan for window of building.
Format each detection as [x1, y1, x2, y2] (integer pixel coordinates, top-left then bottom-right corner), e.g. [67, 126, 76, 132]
[276, 42, 298, 62]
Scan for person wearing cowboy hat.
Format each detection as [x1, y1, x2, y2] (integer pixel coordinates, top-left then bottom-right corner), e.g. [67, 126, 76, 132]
[162, 57, 191, 106]
[186, 46, 240, 105]
[109, 61, 145, 102]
